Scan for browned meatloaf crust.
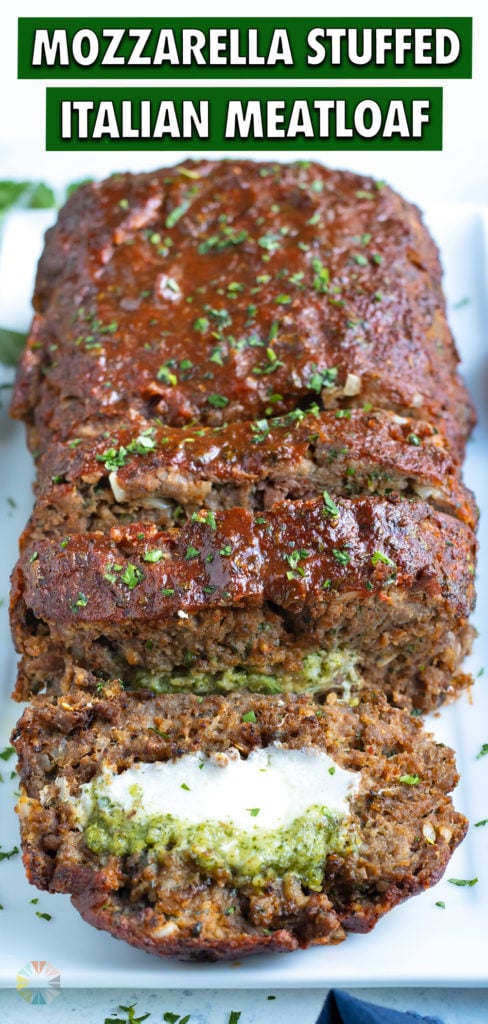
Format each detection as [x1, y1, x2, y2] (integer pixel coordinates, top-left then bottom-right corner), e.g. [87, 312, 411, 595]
[26, 408, 476, 542]
[11, 689, 467, 962]
[10, 160, 475, 458]
[11, 494, 476, 711]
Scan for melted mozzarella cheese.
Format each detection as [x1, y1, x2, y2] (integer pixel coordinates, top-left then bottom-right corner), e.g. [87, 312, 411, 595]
[72, 745, 360, 830]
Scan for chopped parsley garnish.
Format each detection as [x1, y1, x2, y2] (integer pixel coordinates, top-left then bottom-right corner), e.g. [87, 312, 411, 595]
[161, 588, 175, 596]
[435, 901, 446, 909]
[252, 347, 283, 376]
[476, 743, 488, 760]
[96, 446, 128, 471]
[165, 200, 190, 228]
[448, 877, 478, 887]
[191, 510, 217, 530]
[70, 592, 88, 611]
[0, 747, 14, 762]
[322, 491, 340, 518]
[407, 433, 421, 446]
[285, 549, 310, 578]
[0, 845, 19, 862]
[219, 544, 233, 557]
[247, 808, 260, 817]
[371, 551, 396, 568]
[106, 1005, 151, 1024]
[193, 317, 209, 333]
[328, 766, 336, 776]
[250, 419, 270, 443]
[399, 774, 420, 785]
[103, 562, 123, 583]
[157, 365, 178, 387]
[198, 227, 248, 254]
[228, 1013, 241, 1024]
[207, 393, 229, 408]
[275, 294, 291, 305]
[475, 819, 488, 828]
[143, 549, 165, 563]
[311, 259, 330, 293]
[185, 546, 200, 560]
[241, 710, 257, 723]
[308, 365, 338, 392]
[258, 232, 282, 253]
[35, 911, 52, 921]
[121, 564, 143, 589]
[181, 783, 191, 792]
[332, 548, 350, 566]
[352, 252, 368, 266]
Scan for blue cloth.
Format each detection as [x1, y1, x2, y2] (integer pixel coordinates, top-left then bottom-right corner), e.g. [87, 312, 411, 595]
[315, 990, 444, 1024]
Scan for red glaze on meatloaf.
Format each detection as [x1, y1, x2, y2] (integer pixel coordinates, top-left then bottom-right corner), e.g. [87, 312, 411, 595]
[11, 494, 476, 711]
[11, 160, 475, 457]
[26, 408, 476, 542]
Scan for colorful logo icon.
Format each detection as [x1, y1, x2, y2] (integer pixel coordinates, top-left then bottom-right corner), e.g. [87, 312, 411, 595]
[16, 961, 61, 1005]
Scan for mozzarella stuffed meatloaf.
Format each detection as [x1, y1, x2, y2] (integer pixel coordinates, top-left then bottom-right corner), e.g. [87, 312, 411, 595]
[12, 690, 467, 961]
[8, 159, 477, 960]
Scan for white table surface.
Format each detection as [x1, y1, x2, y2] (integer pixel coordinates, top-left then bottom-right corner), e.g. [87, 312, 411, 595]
[0, 986, 488, 1023]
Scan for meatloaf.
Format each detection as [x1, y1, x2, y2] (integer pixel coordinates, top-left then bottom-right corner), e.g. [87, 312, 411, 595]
[25, 408, 476, 543]
[11, 689, 467, 962]
[11, 494, 476, 712]
[10, 160, 475, 459]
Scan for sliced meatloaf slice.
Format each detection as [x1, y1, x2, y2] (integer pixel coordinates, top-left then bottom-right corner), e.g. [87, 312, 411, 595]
[11, 689, 467, 962]
[26, 409, 476, 543]
[10, 160, 474, 458]
[11, 495, 476, 711]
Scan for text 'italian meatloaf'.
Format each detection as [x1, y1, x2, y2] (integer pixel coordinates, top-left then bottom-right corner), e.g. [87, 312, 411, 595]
[11, 690, 467, 962]
[12, 494, 475, 712]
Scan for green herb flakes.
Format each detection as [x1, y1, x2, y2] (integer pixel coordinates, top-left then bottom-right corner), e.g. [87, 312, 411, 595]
[476, 743, 488, 760]
[399, 774, 420, 786]
[185, 546, 200, 561]
[242, 710, 257, 724]
[332, 548, 350, 566]
[191, 510, 217, 530]
[121, 564, 143, 589]
[165, 201, 190, 228]
[0, 747, 15, 763]
[208, 393, 229, 408]
[0, 845, 19, 862]
[143, 549, 165, 563]
[448, 877, 478, 887]
[322, 491, 340, 518]
[371, 550, 396, 568]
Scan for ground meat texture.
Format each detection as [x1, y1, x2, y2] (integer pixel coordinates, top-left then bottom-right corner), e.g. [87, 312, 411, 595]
[11, 690, 467, 962]
[11, 160, 474, 459]
[11, 495, 476, 711]
[25, 409, 476, 543]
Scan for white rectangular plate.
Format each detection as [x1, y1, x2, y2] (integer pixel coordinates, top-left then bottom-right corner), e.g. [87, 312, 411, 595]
[0, 199, 486, 988]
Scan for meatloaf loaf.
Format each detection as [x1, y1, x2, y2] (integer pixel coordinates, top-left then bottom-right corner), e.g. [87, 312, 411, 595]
[11, 689, 467, 962]
[11, 494, 476, 712]
[25, 408, 476, 542]
[10, 160, 475, 458]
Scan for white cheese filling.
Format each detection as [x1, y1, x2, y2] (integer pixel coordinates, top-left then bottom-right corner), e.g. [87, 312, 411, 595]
[71, 745, 361, 831]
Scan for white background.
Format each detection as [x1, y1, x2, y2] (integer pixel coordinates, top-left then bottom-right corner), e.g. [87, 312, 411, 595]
[0, 1, 487, 1021]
